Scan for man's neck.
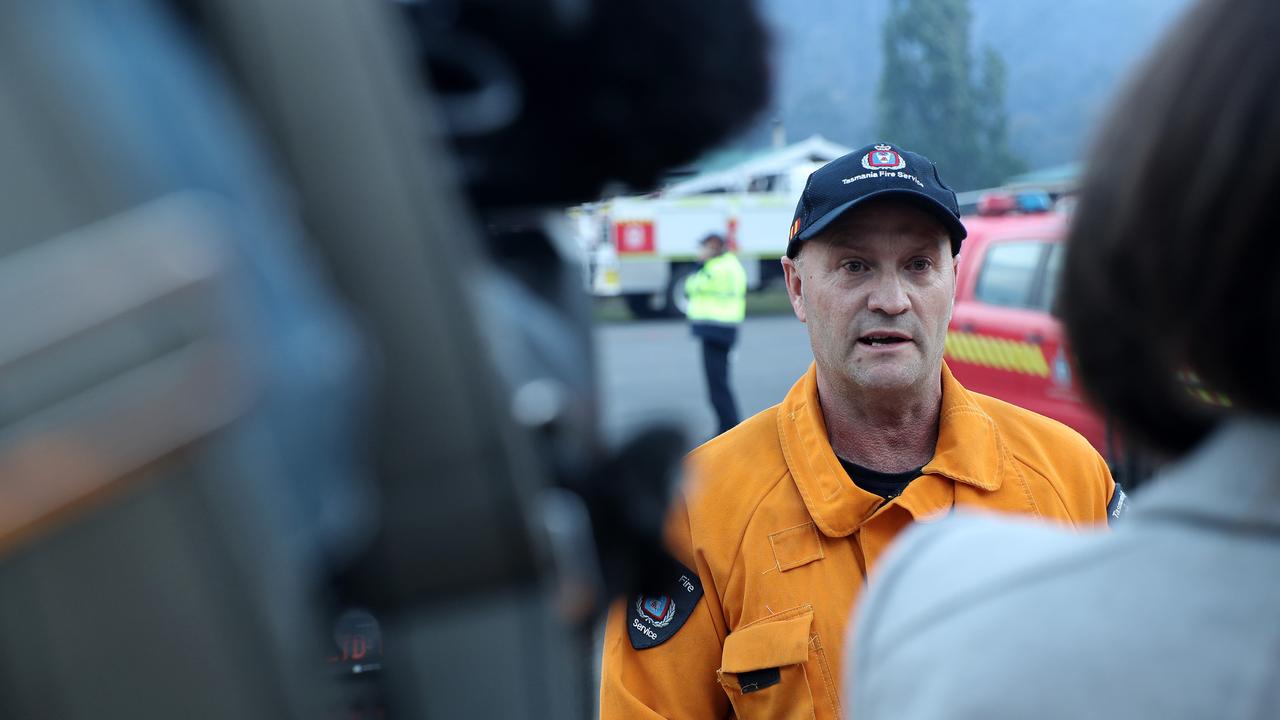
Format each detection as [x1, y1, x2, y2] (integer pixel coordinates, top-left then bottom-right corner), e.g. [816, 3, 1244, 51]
[816, 371, 941, 474]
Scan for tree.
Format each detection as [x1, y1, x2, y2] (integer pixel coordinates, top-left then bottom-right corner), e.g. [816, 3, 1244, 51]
[878, 0, 1024, 190]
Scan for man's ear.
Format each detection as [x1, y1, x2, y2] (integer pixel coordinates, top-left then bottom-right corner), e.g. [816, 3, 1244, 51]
[780, 256, 806, 323]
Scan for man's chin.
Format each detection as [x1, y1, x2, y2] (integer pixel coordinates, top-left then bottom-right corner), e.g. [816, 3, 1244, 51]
[847, 363, 922, 394]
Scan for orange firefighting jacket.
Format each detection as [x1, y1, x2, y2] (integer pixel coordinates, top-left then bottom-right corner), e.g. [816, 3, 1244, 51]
[600, 362, 1115, 719]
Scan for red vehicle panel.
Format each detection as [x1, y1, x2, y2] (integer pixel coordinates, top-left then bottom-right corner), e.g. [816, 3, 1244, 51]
[946, 211, 1108, 455]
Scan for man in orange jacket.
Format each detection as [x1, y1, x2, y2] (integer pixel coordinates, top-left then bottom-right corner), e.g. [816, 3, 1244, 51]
[599, 143, 1122, 719]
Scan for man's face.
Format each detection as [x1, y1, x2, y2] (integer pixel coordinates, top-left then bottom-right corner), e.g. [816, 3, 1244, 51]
[781, 198, 956, 397]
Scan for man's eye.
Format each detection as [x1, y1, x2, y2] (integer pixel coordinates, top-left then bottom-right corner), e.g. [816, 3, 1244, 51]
[909, 258, 932, 272]
[844, 260, 866, 273]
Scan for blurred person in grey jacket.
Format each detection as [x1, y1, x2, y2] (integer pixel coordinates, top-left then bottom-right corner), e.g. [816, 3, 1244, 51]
[846, 0, 1280, 717]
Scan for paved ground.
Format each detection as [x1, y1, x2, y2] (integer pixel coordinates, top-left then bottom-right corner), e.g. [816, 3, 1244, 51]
[593, 314, 814, 448]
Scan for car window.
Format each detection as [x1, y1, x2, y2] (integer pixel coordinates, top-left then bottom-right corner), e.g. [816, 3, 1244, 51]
[1041, 242, 1064, 314]
[974, 240, 1048, 309]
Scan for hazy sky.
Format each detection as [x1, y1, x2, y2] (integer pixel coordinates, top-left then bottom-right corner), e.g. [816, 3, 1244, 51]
[750, 0, 1194, 170]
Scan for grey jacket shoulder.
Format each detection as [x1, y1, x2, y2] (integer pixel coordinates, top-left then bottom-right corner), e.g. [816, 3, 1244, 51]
[850, 418, 1280, 720]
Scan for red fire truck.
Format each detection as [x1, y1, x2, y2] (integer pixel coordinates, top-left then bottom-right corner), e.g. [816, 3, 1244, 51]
[944, 195, 1108, 455]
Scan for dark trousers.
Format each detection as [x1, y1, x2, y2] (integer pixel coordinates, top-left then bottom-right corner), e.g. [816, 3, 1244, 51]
[700, 337, 740, 435]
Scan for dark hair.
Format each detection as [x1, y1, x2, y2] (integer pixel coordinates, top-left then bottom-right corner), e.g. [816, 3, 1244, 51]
[1061, 0, 1280, 455]
[701, 233, 726, 249]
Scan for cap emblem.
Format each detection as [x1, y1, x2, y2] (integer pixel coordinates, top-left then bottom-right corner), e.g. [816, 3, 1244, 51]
[862, 144, 906, 171]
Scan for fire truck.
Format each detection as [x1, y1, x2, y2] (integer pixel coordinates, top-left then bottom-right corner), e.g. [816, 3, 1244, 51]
[575, 136, 850, 317]
[943, 191, 1156, 483]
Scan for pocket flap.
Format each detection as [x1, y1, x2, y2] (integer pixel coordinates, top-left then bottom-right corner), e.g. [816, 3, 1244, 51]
[720, 611, 813, 673]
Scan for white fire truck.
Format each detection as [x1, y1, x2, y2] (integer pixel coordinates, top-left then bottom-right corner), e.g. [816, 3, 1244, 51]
[573, 136, 850, 317]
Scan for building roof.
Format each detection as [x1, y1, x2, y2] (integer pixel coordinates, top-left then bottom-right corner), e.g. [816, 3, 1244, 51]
[660, 135, 852, 197]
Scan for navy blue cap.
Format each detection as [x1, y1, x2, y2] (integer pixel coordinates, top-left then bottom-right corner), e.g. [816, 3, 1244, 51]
[786, 142, 966, 258]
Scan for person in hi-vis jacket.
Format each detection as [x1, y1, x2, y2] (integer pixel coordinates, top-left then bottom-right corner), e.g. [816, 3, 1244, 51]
[685, 232, 747, 435]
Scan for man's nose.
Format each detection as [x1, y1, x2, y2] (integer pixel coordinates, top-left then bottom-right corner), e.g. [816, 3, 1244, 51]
[867, 273, 910, 315]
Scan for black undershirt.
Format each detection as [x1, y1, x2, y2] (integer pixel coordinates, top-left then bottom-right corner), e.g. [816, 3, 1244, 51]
[838, 458, 923, 500]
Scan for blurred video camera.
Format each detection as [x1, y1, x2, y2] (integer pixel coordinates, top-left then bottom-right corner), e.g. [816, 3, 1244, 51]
[0, 0, 767, 717]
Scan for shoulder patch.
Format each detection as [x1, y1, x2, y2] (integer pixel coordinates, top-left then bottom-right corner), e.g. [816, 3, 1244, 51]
[1108, 482, 1129, 525]
[627, 564, 704, 650]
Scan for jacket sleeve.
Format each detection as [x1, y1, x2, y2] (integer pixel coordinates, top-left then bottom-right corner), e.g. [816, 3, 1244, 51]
[599, 497, 730, 720]
[1051, 439, 1116, 527]
[1090, 450, 1117, 524]
[683, 265, 712, 298]
[731, 257, 747, 296]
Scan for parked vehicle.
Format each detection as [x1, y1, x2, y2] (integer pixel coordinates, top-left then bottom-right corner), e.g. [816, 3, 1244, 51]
[575, 136, 850, 317]
[946, 197, 1108, 454]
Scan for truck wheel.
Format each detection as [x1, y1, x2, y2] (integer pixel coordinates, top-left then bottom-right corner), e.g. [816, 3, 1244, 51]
[663, 264, 696, 318]
[623, 293, 664, 319]
[758, 258, 785, 289]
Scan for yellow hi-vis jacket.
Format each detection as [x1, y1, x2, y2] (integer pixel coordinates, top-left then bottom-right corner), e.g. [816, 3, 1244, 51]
[600, 362, 1116, 720]
[685, 252, 747, 325]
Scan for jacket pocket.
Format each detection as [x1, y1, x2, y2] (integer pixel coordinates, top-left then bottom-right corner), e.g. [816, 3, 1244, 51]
[717, 610, 817, 720]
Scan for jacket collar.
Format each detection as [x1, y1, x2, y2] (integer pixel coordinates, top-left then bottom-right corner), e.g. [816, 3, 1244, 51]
[779, 362, 1014, 537]
[922, 363, 1007, 492]
[1135, 416, 1280, 531]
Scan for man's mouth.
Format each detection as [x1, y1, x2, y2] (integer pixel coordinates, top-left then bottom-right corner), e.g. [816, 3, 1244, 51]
[857, 333, 912, 347]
